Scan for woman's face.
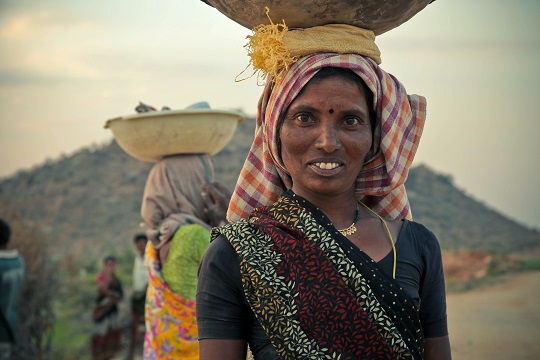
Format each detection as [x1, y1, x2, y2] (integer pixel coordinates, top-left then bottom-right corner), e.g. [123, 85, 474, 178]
[279, 74, 372, 202]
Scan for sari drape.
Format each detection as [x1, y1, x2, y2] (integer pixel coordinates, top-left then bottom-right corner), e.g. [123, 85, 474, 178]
[213, 190, 423, 359]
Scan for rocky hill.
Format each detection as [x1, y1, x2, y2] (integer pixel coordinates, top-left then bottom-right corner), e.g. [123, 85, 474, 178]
[1, 114, 538, 259]
[406, 165, 539, 252]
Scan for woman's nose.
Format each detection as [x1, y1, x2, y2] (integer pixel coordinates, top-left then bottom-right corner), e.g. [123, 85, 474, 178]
[315, 123, 341, 152]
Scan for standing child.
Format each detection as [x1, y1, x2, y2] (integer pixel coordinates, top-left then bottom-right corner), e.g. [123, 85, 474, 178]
[91, 256, 123, 360]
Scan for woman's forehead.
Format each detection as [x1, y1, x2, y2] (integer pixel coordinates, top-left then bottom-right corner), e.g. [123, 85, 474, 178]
[289, 75, 369, 108]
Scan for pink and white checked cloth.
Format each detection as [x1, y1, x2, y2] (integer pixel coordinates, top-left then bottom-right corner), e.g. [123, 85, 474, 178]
[228, 53, 426, 222]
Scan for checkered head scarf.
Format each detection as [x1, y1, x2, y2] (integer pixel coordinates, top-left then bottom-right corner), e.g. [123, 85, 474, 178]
[227, 52, 426, 222]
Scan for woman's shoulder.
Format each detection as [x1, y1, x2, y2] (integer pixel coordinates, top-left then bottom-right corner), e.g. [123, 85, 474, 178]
[199, 233, 244, 293]
[212, 218, 253, 236]
[211, 218, 267, 249]
[201, 233, 240, 273]
[206, 233, 235, 257]
[400, 219, 441, 252]
[404, 219, 435, 235]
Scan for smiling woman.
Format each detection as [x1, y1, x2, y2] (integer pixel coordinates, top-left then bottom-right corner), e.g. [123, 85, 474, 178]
[196, 51, 451, 359]
[279, 68, 373, 203]
[1, 0, 538, 232]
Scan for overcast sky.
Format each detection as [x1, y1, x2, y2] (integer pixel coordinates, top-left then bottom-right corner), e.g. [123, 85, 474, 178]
[1, 0, 539, 230]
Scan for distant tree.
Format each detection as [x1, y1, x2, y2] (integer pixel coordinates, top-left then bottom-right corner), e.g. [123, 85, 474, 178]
[0, 202, 58, 360]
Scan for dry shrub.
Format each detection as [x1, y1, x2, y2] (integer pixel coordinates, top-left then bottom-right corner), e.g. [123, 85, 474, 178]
[0, 201, 57, 360]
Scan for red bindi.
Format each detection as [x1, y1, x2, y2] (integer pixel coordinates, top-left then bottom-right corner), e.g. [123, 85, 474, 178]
[329, 108, 334, 114]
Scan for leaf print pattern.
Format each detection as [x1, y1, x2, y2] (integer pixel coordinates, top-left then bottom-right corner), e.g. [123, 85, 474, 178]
[213, 191, 423, 360]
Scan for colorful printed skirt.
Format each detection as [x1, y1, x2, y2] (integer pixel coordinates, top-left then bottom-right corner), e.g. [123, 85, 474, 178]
[143, 242, 199, 360]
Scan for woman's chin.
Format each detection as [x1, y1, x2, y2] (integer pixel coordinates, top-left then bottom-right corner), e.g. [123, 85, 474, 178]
[293, 181, 354, 200]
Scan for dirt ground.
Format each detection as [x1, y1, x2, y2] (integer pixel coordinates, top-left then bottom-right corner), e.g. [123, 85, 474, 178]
[117, 271, 540, 360]
[447, 271, 540, 360]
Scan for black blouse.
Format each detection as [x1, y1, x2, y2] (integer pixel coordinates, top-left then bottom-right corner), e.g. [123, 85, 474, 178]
[197, 220, 448, 359]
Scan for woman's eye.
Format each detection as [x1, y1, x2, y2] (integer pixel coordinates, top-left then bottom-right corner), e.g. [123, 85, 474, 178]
[343, 117, 361, 126]
[295, 114, 312, 123]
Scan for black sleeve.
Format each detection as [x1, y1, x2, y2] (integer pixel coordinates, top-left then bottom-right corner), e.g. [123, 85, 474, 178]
[196, 235, 250, 339]
[415, 223, 449, 338]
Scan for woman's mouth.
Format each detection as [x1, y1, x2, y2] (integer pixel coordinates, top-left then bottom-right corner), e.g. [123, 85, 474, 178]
[314, 162, 340, 170]
[309, 162, 343, 176]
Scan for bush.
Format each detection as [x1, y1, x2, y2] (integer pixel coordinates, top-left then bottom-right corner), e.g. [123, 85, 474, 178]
[0, 203, 58, 360]
[516, 258, 540, 271]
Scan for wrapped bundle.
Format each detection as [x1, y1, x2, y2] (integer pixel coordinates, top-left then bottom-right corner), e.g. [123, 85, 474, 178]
[202, 0, 434, 35]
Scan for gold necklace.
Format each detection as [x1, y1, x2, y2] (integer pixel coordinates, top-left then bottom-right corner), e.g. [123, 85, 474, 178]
[337, 204, 360, 236]
[359, 202, 397, 279]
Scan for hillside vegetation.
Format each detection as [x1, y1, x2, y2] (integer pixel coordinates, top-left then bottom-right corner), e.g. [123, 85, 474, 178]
[1, 113, 538, 258]
[406, 165, 539, 252]
[1, 113, 539, 359]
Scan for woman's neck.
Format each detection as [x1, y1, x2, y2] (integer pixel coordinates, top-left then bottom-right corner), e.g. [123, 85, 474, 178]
[290, 189, 360, 230]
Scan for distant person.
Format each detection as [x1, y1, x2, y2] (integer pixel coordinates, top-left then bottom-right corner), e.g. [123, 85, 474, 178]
[140, 154, 230, 359]
[127, 234, 148, 360]
[91, 255, 123, 360]
[0, 219, 26, 360]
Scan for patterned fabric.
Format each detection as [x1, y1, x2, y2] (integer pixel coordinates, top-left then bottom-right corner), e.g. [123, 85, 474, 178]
[143, 242, 199, 360]
[227, 53, 425, 222]
[215, 191, 423, 360]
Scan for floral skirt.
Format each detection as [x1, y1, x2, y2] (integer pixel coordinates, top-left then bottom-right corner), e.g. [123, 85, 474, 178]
[143, 242, 199, 360]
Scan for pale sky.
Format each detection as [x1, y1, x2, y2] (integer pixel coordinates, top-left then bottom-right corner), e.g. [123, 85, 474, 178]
[1, 0, 539, 230]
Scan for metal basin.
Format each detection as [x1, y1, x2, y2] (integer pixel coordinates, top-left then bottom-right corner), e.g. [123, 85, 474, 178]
[105, 108, 244, 162]
[202, 0, 433, 35]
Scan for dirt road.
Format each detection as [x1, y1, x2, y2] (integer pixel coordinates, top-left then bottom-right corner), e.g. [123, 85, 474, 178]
[119, 272, 540, 360]
[447, 271, 540, 359]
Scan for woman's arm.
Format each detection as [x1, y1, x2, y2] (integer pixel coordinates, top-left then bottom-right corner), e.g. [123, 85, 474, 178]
[201, 182, 231, 227]
[414, 224, 451, 359]
[199, 339, 247, 360]
[197, 237, 252, 358]
[425, 335, 452, 360]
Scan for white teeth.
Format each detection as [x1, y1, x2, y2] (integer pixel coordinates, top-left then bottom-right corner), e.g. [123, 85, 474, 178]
[314, 162, 340, 170]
